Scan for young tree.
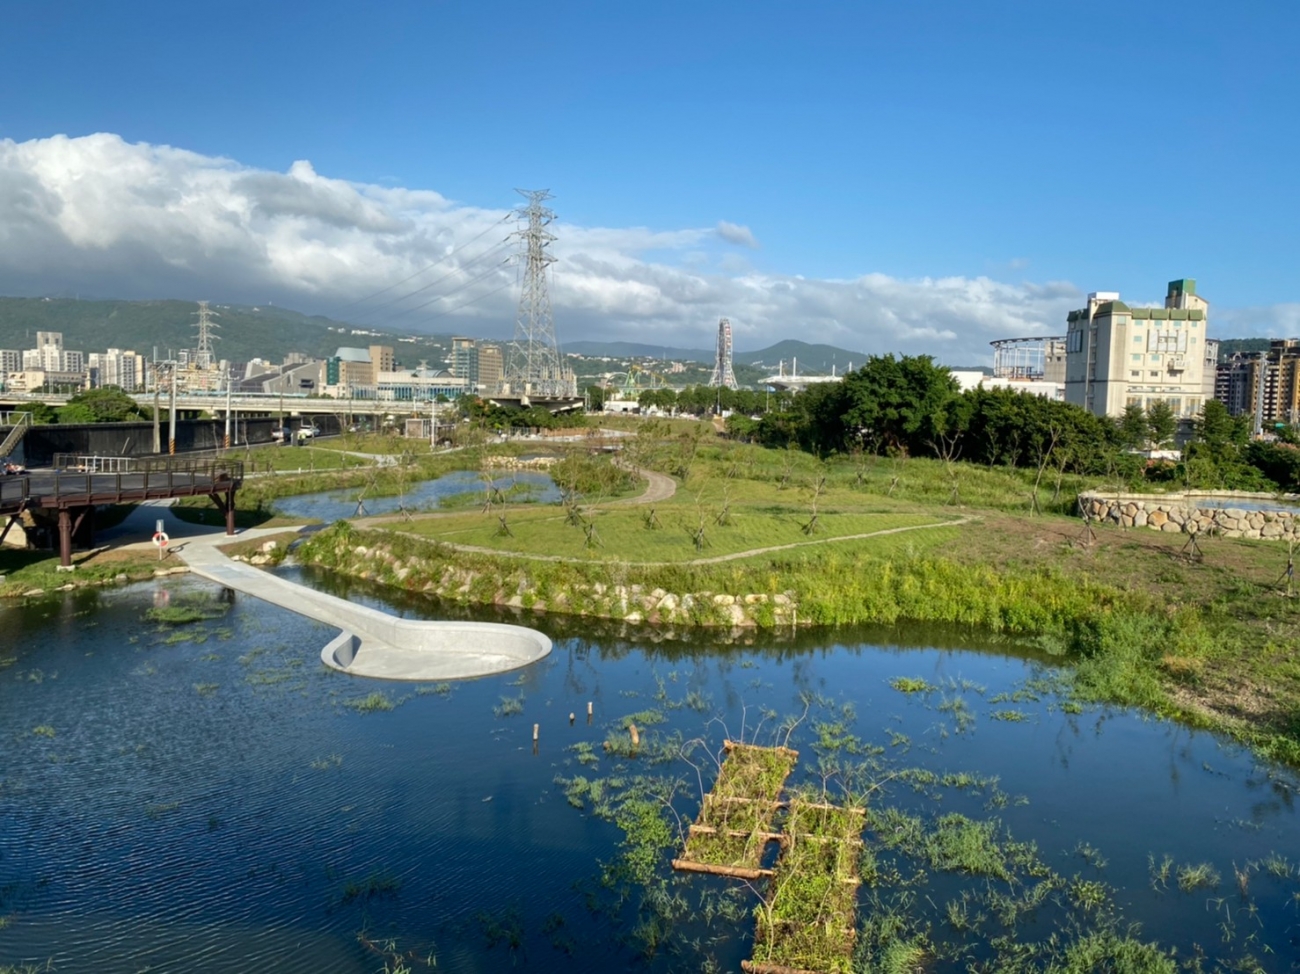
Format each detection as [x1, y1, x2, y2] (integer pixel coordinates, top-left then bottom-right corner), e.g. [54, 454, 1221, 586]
[1146, 400, 1177, 450]
[1118, 403, 1148, 452]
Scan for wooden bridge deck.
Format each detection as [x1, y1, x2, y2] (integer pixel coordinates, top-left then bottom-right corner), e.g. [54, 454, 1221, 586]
[0, 457, 244, 566]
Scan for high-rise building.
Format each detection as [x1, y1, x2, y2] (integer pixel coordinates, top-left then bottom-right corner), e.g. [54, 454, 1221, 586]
[89, 348, 142, 391]
[1217, 341, 1300, 430]
[450, 337, 480, 388]
[478, 344, 504, 393]
[1065, 279, 1211, 419]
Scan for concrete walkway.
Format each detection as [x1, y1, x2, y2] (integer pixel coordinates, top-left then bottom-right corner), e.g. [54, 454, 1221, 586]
[109, 501, 552, 681]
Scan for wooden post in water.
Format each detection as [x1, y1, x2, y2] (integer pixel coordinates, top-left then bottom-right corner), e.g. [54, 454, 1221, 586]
[569, 712, 575, 725]
[587, 701, 593, 724]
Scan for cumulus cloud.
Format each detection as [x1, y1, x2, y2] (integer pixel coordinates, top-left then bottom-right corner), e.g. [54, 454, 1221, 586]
[0, 132, 1107, 364]
[716, 220, 759, 249]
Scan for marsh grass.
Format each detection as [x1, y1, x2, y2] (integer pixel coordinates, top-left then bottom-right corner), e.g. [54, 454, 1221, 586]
[192, 682, 219, 696]
[30, 725, 55, 738]
[889, 677, 934, 694]
[347, 692, 396, 714]
[1176, 861, 1221, 892]
[340, 869, 401, 904]
[145, 597, 230, 625]
[493, 695, 525, 717]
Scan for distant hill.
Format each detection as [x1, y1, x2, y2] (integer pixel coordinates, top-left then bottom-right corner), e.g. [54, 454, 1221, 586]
[565, 338, 870, 375]
[563, 341, 713, 362]
[0, 297, 454, 367]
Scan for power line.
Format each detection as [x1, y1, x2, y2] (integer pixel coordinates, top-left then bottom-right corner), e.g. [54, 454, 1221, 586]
[373, 257, 514, 327]
[411, 277, 517, 328]
[331, 213, 512, 316]
[354, 237, 512, 327]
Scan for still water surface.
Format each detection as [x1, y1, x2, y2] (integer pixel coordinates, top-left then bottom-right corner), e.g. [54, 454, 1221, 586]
[0, 568, 1297, 972]
[271, 469, 560, 522]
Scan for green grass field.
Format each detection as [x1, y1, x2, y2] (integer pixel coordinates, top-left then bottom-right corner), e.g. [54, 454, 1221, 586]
[398, 505, 949, 563]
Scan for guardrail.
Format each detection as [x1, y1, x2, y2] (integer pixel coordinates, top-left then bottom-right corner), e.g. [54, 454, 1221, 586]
[0, 411, 32, 459]
[0, 475, 30, 510]
[51, 455, 244, 481]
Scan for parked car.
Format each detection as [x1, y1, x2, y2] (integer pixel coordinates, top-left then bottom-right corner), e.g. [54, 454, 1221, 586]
[271, 426, 291, 443]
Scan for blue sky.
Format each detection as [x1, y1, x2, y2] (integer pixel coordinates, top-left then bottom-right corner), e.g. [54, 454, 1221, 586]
[0, 1, 1296, 357]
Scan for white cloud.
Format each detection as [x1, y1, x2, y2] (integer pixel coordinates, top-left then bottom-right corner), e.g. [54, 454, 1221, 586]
[0, 132, 1154, 364]
[716, 220, 759, 249]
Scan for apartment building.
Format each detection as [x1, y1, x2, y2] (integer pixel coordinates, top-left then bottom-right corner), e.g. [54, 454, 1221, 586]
[1064, 279, 1216, 418]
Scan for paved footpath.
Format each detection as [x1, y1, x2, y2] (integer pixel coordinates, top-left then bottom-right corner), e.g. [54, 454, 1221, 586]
[106, 500, 551, 682]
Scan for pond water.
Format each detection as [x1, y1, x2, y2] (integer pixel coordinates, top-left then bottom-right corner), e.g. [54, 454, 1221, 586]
[1, 569, 1298, 972]
[270, 469, 561, 522]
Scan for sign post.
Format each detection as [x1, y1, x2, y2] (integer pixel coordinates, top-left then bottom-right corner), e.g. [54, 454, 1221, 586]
[152, 530, 170, 561]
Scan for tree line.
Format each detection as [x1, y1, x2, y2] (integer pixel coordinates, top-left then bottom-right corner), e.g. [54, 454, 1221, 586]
[722, 353, 1300, 492]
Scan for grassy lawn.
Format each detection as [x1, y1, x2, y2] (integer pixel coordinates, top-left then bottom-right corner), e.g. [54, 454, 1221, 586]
[398, 504, 949, 562]
[0, 546, 162, 596]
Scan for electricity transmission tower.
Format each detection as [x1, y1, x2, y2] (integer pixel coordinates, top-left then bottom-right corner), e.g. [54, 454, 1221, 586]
[193, 300, 220, 370]
[505, 190, 574, 398]
[709, 317, 738, 389]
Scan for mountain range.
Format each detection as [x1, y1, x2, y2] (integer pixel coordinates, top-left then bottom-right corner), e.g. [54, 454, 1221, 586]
[0, 296, 995, 378]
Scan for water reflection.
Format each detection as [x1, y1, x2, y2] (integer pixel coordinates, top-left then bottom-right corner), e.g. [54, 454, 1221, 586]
[271, 469, 560, 522]
[0, 572, 1297, 972]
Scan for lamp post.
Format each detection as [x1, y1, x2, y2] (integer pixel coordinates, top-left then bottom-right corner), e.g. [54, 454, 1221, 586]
[224, 369, 233, 450]
[167, 365, 177, 456]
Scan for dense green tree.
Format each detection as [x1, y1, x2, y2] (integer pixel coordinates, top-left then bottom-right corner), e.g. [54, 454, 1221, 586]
[1145, 401, 1177, 450]
[834, 355, 960, 456]
[55, 386, 150, 424]
[1117, 403, 1148, 452]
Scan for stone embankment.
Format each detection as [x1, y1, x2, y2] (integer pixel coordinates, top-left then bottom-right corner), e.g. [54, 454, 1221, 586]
[482, 455, 555, 470]
[309, 537, 800, 629]
[1079, 491, 1300, 540]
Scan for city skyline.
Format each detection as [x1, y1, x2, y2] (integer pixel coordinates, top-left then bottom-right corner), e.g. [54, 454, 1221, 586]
[1, 2, 1297, 362]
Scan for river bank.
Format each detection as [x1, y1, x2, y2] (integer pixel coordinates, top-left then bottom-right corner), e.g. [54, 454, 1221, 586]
[297, 510, 1300, 767]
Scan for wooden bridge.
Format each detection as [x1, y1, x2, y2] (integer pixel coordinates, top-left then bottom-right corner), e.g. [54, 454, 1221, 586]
[0, 455, 243, 567]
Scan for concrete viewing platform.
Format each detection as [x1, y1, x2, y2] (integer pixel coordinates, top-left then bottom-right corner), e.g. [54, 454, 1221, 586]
[114, 503, 552, 681]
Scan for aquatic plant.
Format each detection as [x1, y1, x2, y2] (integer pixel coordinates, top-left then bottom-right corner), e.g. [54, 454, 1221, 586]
[493, 694, 524, 717]
[340, 869, 401, 904]
[347, 692, 396, 714]
[890, 677, 934, 694]
[1176, 861, 1221, 892]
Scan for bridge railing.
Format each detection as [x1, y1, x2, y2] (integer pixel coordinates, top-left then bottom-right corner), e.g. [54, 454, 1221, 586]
[52, 455, 244, 481]
[52, 454, 136, 473]
[0, 475, 30, 510]
[33, 462, 244, 502]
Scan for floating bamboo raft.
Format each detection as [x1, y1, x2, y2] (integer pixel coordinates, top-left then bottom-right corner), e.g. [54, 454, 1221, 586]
[743, 800, 867, 974]
[670, 741, 798, 878]
[671, 743, 868, 974]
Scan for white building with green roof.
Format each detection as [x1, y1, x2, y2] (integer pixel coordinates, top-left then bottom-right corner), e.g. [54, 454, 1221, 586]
[1064, 279, 1217, 419]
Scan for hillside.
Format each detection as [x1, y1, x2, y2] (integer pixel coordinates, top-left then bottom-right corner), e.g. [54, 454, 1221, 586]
[565, 338, 870, 375]
[0, 297, 454, 367]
